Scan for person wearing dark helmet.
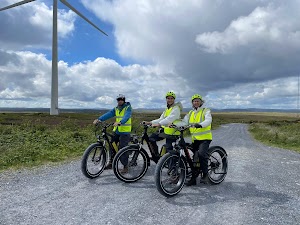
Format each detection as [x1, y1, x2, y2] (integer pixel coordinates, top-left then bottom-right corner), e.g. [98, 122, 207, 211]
[143, 91, 183, 162]
[176, 94, 212, 185]
[93, 94, 132, 173]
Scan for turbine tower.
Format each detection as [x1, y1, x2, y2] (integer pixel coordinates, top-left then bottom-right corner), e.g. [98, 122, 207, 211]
[0, 0, 108, 115]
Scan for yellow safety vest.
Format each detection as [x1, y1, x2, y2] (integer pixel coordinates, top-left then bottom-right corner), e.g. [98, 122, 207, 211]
[162, 106, 181, 135]
[113, 106, 132, 133]
[188, 108, 212, 141]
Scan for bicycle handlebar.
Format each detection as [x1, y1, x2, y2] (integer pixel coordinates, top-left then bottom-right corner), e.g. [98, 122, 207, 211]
[95, 122, 114, 129]
[169, 124, 192, 131]
[140, 121, 152, 128]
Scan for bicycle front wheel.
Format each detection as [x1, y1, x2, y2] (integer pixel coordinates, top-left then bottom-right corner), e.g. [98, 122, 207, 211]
[113, 147, 148, 183]
[154, 153, 187, 197]
[81, 143, 107, 179]
[207, 146, 228, 184]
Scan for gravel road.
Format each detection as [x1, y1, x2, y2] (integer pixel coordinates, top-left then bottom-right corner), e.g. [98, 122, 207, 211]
[0, 123, 299, 225]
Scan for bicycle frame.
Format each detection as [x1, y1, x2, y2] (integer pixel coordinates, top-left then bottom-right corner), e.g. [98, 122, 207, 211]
[172, 125, 227, 176]
[171, 126, 196, 175]
[118, 122, 167, 168]
[123, 123, 153, 166]
[95, 123, 118, 155]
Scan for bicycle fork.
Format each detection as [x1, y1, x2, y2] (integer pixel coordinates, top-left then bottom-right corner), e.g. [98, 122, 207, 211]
[169, 149, 185, 177]
[128, 144, 142, 167]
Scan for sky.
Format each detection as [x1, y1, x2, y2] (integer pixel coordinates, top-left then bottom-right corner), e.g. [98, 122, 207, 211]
[0, 0, 300, 110]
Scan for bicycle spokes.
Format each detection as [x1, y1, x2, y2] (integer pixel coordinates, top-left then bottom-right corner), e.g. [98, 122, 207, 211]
[207, 147, 228, 184]
[114, 148, 148, 182]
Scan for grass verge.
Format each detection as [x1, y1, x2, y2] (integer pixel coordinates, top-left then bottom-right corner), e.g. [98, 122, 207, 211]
[0, 111, 299, 172]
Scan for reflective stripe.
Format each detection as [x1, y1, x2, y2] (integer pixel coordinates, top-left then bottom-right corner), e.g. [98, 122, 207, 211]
[192, 130, 212, 136]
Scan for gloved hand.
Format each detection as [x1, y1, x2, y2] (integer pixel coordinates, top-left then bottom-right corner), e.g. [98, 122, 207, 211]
[194, 124, 202, 128]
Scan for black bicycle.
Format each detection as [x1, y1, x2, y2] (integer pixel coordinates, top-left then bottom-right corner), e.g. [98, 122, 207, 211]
[154, 125, 228, 197]
[81, 122, 119, 179]
[112, 122, 167, 183]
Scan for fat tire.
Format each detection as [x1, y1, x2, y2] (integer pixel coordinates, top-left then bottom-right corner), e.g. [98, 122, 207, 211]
[81, 143, 107, 179]
[154, 153, 187, 197]
[207, 146, 228, 184]
[113, 147, 148, 183]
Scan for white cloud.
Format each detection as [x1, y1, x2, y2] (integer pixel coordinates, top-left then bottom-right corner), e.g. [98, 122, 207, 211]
[82, 0, 300, 94]
[195, 4, 300, 54]
[0, 0, 76, 50]
[0, 0, 299, 110]
[0, 50, 189, 109]
[1, 49, 298, 110]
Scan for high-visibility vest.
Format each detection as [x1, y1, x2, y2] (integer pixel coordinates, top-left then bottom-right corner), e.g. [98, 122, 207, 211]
[113, 106, 132, 133]
[188, 108, 212, 141]
[162, 106, 181, 135]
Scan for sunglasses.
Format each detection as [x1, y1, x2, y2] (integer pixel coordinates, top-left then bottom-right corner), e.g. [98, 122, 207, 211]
[117, 99, 124, 101]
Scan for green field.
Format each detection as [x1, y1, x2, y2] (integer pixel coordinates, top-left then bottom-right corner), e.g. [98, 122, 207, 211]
[0, 111, 299, 172]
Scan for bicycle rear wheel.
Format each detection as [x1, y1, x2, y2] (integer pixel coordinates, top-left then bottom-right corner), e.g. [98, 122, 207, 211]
[207, 146, 228, 184]
[154, 153, 186, 197]
[113, 147, 148, 183]
[81, 143, 107, 179]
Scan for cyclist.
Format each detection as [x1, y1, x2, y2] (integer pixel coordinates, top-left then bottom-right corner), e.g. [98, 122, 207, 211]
[143, 91, 183, 162]
[93, 94, 132, 173]
[175, 94, 212, 185]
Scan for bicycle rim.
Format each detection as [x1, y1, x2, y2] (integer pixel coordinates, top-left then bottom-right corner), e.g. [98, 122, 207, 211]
[155, 154, 186, 197]
[208, 147, 228, 184]
[186, 146, 194, 178]
[82, 145, 106, 178]
[113, 148, 148, 183]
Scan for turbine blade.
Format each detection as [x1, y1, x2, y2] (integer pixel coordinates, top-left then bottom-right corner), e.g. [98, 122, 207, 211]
[0, 0, 36, 11]
[60, 0, 108, 36]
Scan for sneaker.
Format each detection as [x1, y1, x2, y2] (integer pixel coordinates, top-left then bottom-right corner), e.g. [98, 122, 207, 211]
[104, 162, 112, 170]
[200, 174, 209, 184]
[120, 166, 128, 174]
[185, 177, 197, 186]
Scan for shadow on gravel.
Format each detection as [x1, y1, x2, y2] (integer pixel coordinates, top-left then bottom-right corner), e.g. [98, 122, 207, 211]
[81, 165, 158, 187]
[82, 173, 121, 186]
[164, 181, 291, 207]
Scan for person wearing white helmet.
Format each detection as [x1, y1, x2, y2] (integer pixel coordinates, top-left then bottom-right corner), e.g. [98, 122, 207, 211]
[175, 94, 212, 185]
[143, 91, 183, 162]
[93, 94, 132, 173]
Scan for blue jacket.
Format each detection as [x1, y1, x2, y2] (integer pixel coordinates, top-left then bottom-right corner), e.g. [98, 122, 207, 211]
[98, 102, 132, 134]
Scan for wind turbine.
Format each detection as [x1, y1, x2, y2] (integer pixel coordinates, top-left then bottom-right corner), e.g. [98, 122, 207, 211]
[0, 0, 108, 115]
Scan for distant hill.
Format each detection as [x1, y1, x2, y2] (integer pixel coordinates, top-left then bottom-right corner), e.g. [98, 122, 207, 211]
[0, 107, 298, 114]
[0, 108, 102, 113]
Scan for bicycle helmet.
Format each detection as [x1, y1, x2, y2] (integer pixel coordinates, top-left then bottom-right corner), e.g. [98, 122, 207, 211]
[191, 94, 203, 102]
[165, 91, 176, 99]
[116, 94, 126, 101]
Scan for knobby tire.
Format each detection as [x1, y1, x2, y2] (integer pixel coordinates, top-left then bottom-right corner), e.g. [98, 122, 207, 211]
[81, 143, 107, 179]
[113, 147, 148, 183]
